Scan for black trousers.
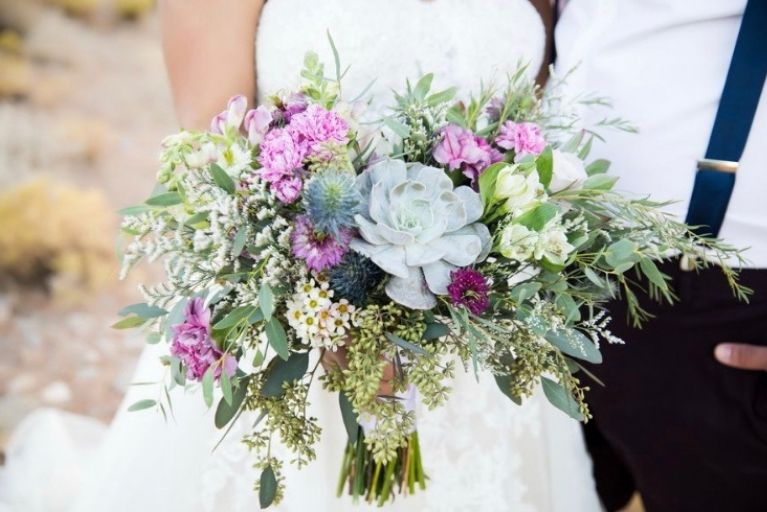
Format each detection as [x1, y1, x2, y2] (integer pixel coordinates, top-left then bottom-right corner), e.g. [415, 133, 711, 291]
[583, 261, 767, 512]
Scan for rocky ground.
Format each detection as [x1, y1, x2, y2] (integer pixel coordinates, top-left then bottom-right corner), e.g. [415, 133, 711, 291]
[0, 2, 175, 446]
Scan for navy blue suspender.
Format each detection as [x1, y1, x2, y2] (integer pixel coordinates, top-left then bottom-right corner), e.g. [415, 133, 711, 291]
[685, 0, 767, 238]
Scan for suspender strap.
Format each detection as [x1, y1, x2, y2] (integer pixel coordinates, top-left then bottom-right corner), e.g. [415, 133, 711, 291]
[685, 0, 767, 238]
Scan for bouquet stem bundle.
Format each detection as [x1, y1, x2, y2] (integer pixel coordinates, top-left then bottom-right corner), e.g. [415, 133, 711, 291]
[337, 428, 426, 505]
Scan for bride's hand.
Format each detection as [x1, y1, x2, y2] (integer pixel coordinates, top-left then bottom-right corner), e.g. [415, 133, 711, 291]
[321, 344, 395, 396]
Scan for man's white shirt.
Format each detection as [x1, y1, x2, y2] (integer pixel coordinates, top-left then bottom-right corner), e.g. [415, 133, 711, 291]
[556, 0, 767, 267]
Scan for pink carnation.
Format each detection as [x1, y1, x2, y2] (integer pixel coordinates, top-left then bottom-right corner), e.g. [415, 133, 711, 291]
[433, 124, 502, 184]
[171, 298, 237, 381]
[272, 176, 303, 204]
[496, 121, 546, 161]
[287, 104, 349, 152]
[258, 128, 306, 183]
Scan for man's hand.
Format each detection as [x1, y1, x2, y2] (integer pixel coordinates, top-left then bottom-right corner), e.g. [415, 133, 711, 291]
[715, 343, 767, 370]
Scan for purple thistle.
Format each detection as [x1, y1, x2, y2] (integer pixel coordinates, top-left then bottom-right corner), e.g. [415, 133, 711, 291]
[291, 215, 351, 272]
[170, 298, 237, 381]
[447, 268, 490, 315]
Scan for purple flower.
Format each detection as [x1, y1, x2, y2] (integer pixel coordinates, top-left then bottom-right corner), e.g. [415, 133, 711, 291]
[291, 215, 351, 272]
[447, 268, 490, 315]
[210, 95, 249, 134]
[287, 104, 349, 152]
[272, 176, 303, 204]
[275, 92, 308, 124]
[170, 298, 237, 381]
[496, 121, 546, 161]
[258, 128, 307, 183]
[433, 124, 502, 184]
[486, 96, 505, 122]
[244, 106, 273, 145]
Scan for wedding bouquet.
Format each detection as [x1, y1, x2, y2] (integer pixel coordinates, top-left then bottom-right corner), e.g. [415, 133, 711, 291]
[116, 44, 746, 508]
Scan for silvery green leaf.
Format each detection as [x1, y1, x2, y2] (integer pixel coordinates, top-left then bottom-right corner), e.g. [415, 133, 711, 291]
[545, 329, 602, 364]
[231, 226, 247, 258]
[262, 353, 309, 398]
[541, 377, 583, 421]
[215, 376, 249, 429]
[220, 370, 233, 406]
[494, 374, 522, 405]
[118, 302, 167, 319]
[423, 322, 450, 340]
[582, 174, 619, 191]
[385, 332, 431, 357]
[259, 466, 277, 509]
[111, 316, 146, 330]
[210, 163, 235, 194]
[339, 392, 359, 443]
[202, 366, 215, 408]
[413, 73, 434, 101]
[127, 399, 156, 412]
[259, 283, 274, 322]
[536, 146, 554, 188]
[265, 318, 290, 361]
[146, 192, 182, 207]
[586, 159, 611, 176]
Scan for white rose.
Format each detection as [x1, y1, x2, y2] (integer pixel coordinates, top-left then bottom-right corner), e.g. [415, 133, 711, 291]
[499, 223, 539, 262]
[534, 224, 575, 265]
[549, 150, 587, 193]
[495, 167, 545, 215]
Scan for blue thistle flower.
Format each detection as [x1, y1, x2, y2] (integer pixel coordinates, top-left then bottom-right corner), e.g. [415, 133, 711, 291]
[303, 169, 362, 239]
[328, 252, 385, 306]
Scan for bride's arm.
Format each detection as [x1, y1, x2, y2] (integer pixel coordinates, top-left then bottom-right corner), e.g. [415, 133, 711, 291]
[159, 0, 265, 130]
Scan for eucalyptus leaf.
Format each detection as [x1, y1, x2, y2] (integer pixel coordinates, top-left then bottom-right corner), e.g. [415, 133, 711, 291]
[127, 399, 156, 412]
[339, 392, 359, 443]
[202, 366, 215, 408]
[605, 239, 639, 268]
[231, 226, 247, 258]
[213, 306, 258, 331]
[265, 318, 290, 361]
[220, 371, 233, 406]
[210, 163, 235, 194]
[541, 377, 583, 421]
[146, 192, 183, 207]
[383, 117, 411, 139]
[111, 316, 146, 330]
[259, 466, 277, 509]
[582, 174, 619, 191]
[586, 159, 611, 176]
[117, 204, 152, 216]
[385, 332, 431, 357]
[215, 376, 249, 428]
[545, 329, 602, 364]
[494, 374, 522, 405]
[262, 352, 309, 398]
[422, 322, 450, 340]
[118, 302, 167, 319]
[639, 258, 669, 291]
[259, 283, 274, 321]
[164, 298, 189, 340]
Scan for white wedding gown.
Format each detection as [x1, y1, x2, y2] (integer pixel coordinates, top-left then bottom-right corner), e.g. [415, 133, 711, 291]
[0, 2, 601, 511]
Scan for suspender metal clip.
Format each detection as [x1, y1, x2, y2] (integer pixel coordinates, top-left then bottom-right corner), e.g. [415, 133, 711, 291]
[696, 159, 739, 174]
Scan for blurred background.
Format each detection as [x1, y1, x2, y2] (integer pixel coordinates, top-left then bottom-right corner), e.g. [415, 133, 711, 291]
[0, 0, 172, 452]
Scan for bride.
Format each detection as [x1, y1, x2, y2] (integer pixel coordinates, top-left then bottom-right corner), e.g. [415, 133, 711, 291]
[7, 1, 601, 511]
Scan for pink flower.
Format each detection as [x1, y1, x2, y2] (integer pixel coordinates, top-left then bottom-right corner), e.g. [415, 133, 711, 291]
[258, 128, 306, 183]
[447, 268, 490, 315]
[171, 298, 237, 381]
[291, 215, 351, 272]
[272, 176, 303, 204]
[244, 106, 273, 145]
[433, 124, 502, 184]
[496, 121, 546, 161]
[287, 104, 349, 152]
